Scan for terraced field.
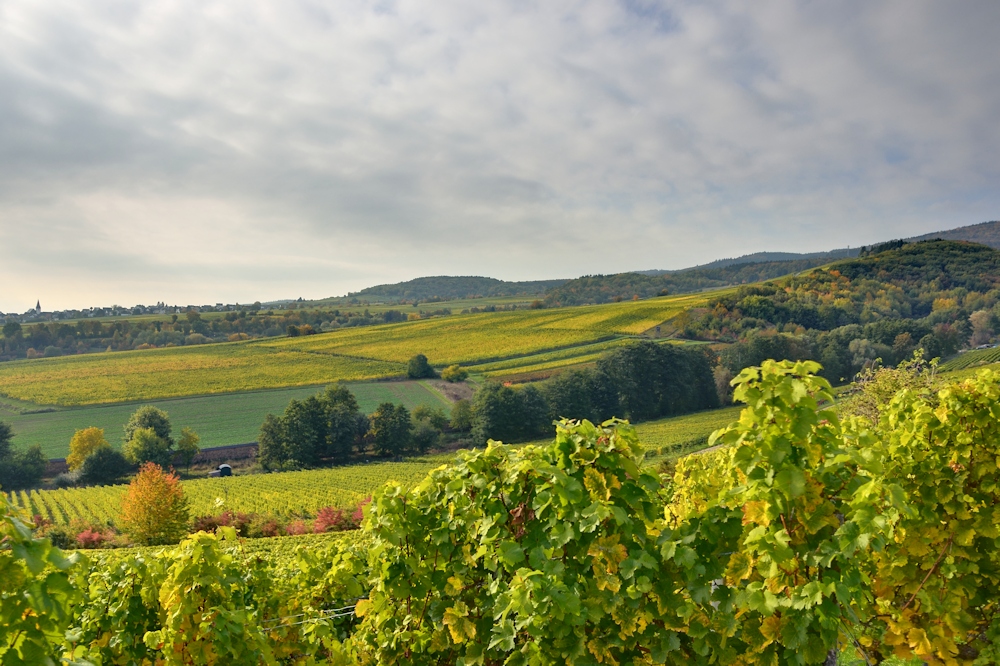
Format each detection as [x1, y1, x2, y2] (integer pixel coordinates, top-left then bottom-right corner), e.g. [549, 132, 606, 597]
[0, 292, 719, 407]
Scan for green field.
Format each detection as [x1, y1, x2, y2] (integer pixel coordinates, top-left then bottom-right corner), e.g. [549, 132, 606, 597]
[2, 380, 452, 459]
[0, 292, 719, 407]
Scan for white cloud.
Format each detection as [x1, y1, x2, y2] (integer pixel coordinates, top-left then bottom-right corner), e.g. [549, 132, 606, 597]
[0, 0, 998, 310]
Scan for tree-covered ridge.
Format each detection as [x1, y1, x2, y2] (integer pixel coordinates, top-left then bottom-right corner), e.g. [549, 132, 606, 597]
[542, 257, 850, 307]
[350, 276, 569, 302]
[686, 241, 1000, 383]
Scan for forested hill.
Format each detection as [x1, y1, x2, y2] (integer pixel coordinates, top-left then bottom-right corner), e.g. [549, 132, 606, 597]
[685, 240, 1000, 384]
[348, 276, 568, 302]
[543, 256, 845, 306]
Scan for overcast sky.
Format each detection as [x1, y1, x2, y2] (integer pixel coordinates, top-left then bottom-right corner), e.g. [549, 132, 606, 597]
[1, 0, 998, 311]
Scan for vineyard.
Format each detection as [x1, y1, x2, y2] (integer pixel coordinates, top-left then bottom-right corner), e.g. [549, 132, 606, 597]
[0, 292, 715, 406]
[6, 362, 995, 664]
[937, 345, 1000, 371]
[5, 405, 737, 529]
[6, 461, 438, 528]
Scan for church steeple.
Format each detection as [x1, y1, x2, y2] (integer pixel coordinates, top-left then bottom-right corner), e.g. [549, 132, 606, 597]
[35, 299, 40, 313]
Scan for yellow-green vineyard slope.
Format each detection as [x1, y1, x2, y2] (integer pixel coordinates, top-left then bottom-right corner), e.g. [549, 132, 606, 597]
[0, 292, 720, 406]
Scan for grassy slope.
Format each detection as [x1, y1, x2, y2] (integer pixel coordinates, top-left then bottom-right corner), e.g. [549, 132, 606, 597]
[0, 291, 720, 407]
[4, 380, 452, 459]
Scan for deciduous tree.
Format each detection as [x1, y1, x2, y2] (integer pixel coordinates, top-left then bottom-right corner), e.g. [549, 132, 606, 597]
[120, 462, 189, 546]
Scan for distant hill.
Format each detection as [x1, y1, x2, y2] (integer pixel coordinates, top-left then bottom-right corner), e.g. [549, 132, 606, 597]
[637, 248, 861, 275]
[904, 219, 1000, 248]
[347, 276, 569, 302]
[543, 257, 845, 307]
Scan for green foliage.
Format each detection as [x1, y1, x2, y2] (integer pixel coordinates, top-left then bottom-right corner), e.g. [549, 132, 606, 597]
[367, 403, 413, 457]
[122, 427, 173, 467]
[258, 384, 367, 469]
[78, 446, 131, 486]
[470, 382, 550, 445]
[1, 494, 82, 663]
[441, 364, 468, 382]
[124, 405, 174, 446]
[865, 369, 1000, 662]
[0, 443, 46, 492]
[407, 354, 437, 379]
[355, 418, 693, 665]
[176, 427, 201, 469]
[449, 399, 473, 432]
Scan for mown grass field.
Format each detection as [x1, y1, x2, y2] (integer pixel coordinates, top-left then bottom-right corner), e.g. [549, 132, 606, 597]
[0, 292, 720, 407]
[6, 405, 739, 528]
[2, 380, 453, 459]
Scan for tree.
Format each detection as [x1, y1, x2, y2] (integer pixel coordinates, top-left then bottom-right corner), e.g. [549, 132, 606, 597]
[449, 399, 473, 432]
[368, 403, 413, 457]
[0, 444, 46, 491]
[257, 414, 290, 471]
[1, 321, 21, 338]
[120, 462, 189, 546]
[124, 406, 173, 446]
[67, 427, 109, 471]
[176, 427, 201, 471]
[969, 309, 993, 346]
[122, 427, 172, 467]
[407, 354, 437, 379]
[470, 382, 549, 445]
[412, 405, 448, 430]
[441, 365, 468, 382]
[78, 447, 131, 486]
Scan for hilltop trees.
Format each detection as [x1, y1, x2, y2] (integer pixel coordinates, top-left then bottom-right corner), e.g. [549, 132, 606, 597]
[368, 403, 413, 457]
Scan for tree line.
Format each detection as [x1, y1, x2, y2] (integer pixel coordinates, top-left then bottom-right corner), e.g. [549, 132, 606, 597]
[257, 342, 718, 470]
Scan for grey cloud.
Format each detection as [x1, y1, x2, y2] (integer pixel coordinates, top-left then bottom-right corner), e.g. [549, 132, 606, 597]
[0, 0, 998, 310]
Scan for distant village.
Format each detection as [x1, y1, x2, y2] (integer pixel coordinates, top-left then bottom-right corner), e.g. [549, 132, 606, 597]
[0, 299, 296, 323]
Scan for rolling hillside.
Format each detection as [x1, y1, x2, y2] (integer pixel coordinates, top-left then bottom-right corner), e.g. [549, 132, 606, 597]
[0, 291, 718, 407]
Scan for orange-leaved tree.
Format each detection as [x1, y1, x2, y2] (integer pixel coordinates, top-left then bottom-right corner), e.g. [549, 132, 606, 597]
[120, 462, 190, 545]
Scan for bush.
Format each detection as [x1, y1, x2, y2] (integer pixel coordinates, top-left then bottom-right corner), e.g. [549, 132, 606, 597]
[407, 354, 437, 379]
[79, 447, 131, 486]
[75, 528, 108, 549]
[441, 364, 468, 382]
[120, 463, 190, 546]
[52, 472, 79, 489]
[314, 506, 354, 533]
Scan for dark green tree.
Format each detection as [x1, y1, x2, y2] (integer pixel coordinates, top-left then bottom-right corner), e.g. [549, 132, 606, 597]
[257, 414, 290, 470]
[368, 403, 413, 457]
[407, 354, 437, 379]
[122, 427, 173, 467]
[0, 443, 46, 491]
[449, 399, 473, 432]
[78, 447, 132, 486]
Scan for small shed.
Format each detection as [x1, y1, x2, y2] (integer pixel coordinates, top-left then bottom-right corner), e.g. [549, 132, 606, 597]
[209, 464, 233, 478]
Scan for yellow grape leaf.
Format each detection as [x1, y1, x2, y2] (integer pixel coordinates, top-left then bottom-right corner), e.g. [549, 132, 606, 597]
[742, 501, 771, 527]
[354, 599, 372, 618]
